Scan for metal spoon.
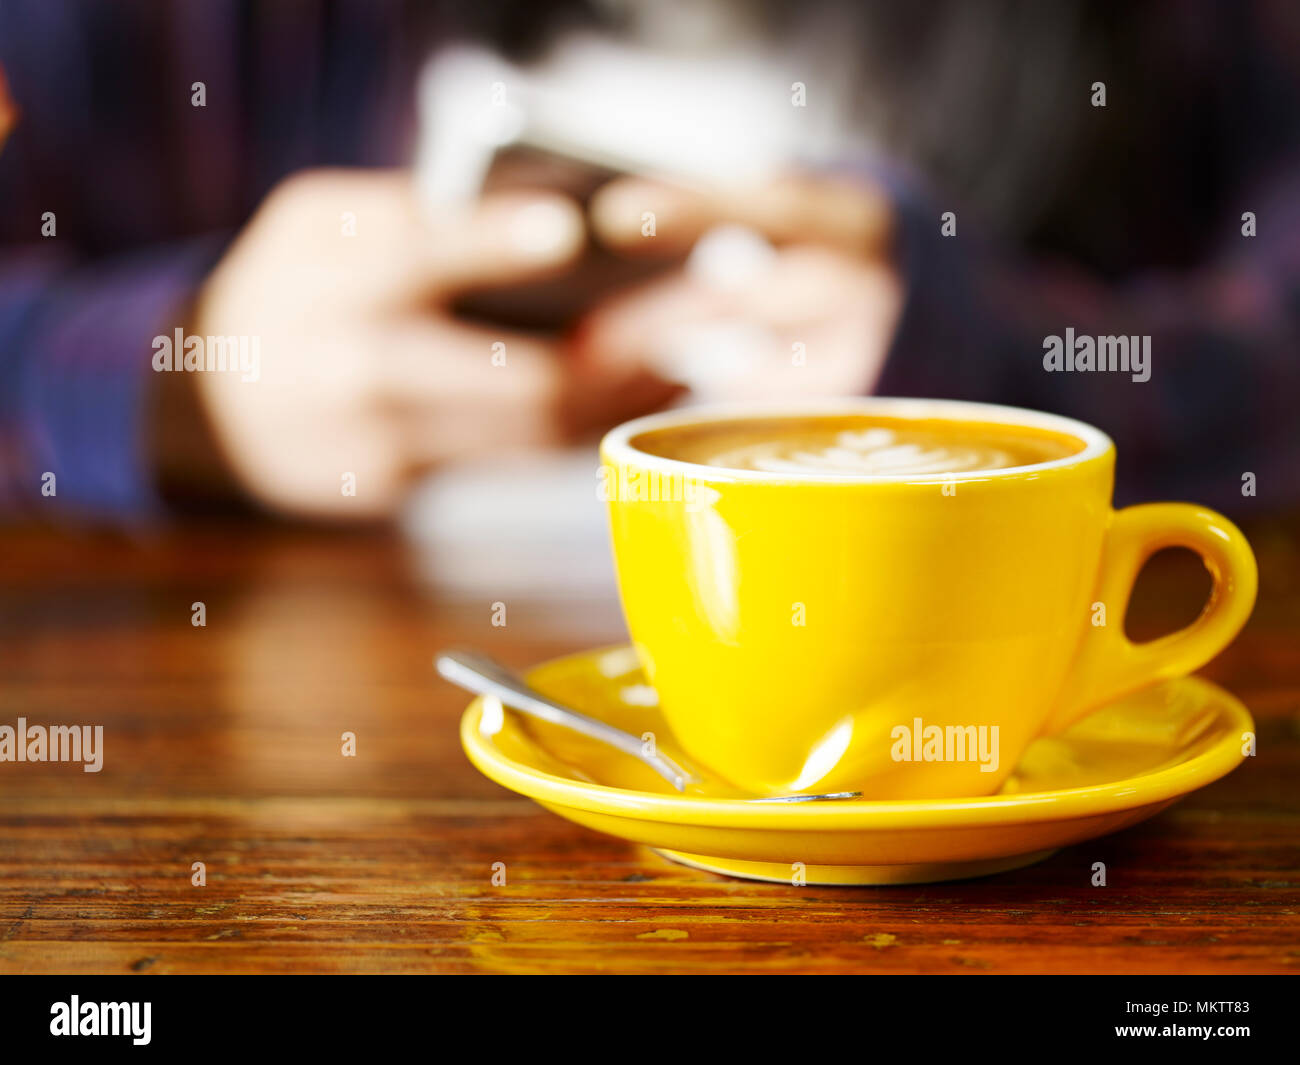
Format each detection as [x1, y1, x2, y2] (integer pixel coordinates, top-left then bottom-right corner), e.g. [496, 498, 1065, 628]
[436, 649, 861, 803]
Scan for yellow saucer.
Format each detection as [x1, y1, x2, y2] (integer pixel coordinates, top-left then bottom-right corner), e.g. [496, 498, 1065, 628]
[459, 646, 1253, 885]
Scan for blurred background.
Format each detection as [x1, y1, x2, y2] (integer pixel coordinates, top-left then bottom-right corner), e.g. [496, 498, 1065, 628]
[1, 1, 1297, 978]
[1, 0, 1298, 606]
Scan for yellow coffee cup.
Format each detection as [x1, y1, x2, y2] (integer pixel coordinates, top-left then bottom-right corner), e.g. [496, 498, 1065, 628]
[600, 399, 1257, 799]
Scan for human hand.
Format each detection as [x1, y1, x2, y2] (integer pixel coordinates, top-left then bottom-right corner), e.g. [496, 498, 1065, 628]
[156, 169, 680, 518]
[572, 174, 903, 401]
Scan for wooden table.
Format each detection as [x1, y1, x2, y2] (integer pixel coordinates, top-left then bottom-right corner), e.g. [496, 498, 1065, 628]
[0, 517, 1296, 975]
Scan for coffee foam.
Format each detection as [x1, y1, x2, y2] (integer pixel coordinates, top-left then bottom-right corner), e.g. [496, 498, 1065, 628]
[633, 415, 1083, 477]
[705, 427, 1020, 476]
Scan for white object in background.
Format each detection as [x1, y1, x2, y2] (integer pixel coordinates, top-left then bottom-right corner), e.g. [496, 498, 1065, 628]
[401, 448, 618, 602]
[415, 35, 797, 209]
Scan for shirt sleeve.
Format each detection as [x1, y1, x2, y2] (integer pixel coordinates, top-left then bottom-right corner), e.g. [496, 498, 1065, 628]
[0, 239, 220, 522]
[873, 164, 1300, 513]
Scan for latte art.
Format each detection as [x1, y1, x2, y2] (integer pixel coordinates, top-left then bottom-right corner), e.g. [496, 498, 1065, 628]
[706, 428, 1019, 475]
[634, 414, 1083, 476]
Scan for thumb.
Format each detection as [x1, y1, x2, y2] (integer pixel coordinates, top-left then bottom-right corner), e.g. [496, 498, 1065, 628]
[419, 191, 586, 296]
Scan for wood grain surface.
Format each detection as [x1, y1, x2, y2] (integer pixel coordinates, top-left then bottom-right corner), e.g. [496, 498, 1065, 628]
[0, 518, 1296, 974]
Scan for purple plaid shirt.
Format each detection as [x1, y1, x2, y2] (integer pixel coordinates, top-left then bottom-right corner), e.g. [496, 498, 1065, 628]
[0, 0, 418, 521]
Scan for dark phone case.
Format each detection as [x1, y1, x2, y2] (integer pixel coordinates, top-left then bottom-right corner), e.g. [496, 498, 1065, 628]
[451, 146, 684, 333]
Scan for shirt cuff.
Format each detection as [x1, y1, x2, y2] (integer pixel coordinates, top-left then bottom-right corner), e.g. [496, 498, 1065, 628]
[1, 240, 221, 522]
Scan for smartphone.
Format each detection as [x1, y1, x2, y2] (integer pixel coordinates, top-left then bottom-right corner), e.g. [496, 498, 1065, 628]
[449, 143, 685, 332]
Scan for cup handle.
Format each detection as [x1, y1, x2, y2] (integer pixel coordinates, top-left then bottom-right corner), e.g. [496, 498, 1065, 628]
[1042, 503, 1257, 735]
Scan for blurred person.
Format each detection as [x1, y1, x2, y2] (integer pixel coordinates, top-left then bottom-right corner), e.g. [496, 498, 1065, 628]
[1, 0, 1297, 524]
[573, 0, 1300, 511]
[0, 0, 680, 522]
